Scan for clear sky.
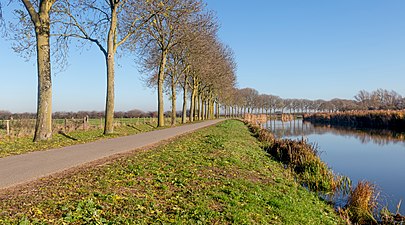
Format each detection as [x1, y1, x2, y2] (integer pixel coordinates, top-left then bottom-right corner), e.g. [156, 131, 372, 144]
[1, 0, 405, 113]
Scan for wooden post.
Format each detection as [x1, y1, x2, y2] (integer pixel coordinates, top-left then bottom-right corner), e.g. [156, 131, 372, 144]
[6, 120, 10, 136]
[83, 116, 89, 131]
[64, 119, 67, 132]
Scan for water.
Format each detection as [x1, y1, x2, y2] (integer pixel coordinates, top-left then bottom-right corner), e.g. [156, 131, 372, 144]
[264, 119, 405, 215]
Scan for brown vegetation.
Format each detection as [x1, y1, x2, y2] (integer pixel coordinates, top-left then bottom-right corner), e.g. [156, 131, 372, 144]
[246, 121, 345, 193]
[303, 110, 405, 131]
[243, 113, 267, 125]
[246, 120, 403, 224]
[343, 181, 378, 224]
[280, 113, 294, 122]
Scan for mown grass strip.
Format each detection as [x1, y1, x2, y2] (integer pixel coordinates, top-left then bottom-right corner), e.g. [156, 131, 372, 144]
[0, 120, 342, 224]
[0, 123, 166, 158]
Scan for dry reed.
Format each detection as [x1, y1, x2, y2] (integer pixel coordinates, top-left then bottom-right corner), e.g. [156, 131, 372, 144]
[346, 181, 378, 224]
[304, 110, 405, 131]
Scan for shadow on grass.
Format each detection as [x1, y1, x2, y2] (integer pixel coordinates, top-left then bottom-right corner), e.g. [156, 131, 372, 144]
[58, 131, 78, 141]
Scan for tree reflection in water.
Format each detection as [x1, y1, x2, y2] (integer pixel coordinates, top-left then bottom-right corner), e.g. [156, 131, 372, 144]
[264, 119, 405, 147]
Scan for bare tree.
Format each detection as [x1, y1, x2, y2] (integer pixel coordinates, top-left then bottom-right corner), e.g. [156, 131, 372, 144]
[3, 0, 60, 141]
[140, 0, 203, 127]
[55, 0, 153, 134]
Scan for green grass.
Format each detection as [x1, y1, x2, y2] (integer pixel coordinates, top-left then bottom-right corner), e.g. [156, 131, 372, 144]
[0, 120, 342, 224]
[0, 124, 157, 158]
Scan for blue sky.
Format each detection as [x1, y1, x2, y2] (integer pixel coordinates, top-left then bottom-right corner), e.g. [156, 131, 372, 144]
[1, 0, 405, 113]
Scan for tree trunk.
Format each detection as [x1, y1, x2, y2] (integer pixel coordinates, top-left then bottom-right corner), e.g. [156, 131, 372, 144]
[198, 94, 202, 120]
[217, 102, 221, 119]
[209, 99, 214, 119]
[157, 49, 168, 127]
[171, 75, 176, 126]
[189, 88, 195, 122]
[181, 77, 187, 124]
[33, 22, 52, 142]
[189, 78, 197, 122]
[104, 54, 115, 134]
[104, 8, 118, 135]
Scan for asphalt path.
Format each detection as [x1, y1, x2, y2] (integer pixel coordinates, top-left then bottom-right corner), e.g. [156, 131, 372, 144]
[0, 119, 225, 190]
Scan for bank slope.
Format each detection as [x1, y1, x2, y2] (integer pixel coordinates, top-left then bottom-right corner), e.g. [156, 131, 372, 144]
[0, 120, 341, 224]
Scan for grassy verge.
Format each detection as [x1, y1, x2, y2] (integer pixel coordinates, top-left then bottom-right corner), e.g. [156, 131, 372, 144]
[247, 122, 387, 224]
[0, 124, 159, 158]
[0, 120, 341, 224]
[248, 123, 347, 195]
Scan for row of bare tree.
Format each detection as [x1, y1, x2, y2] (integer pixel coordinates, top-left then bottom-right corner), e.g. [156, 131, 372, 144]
[1, 0, 236, 141]
[220, 88, 405, 116]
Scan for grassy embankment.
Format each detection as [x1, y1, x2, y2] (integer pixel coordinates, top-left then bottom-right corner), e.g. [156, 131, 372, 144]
[303, 111, 405, 131]
[0, 120, 341, 224]
[0, 118, 181, 158]
[248, 123, 381, 224]
[247, 120, 403, 224]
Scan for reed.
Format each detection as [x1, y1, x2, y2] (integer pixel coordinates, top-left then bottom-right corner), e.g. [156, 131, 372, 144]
[267, 137, 344, 193]
[246, 121, 346, 193]
[345, 181, 378, 224]
[257, 128, 275, 143]
[280, 113, 294, 122]
[303, 110, 405, 131]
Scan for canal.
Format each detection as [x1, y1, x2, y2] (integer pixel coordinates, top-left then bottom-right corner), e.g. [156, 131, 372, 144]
[264, 119, 405, 215]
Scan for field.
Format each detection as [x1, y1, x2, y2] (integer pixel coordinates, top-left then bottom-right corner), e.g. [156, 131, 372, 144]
[0, 117, 177, 139]
[0, 120, 341, 224]
[0, 118, 180, 158]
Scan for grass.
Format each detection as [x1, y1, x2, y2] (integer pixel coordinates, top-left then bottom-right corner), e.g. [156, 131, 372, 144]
[0, 124, 157, 158]
[247, 123, 347, 194]
[0, 120, 342, 224]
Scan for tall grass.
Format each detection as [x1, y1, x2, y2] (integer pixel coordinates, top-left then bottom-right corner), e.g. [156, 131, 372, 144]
[344, 181, 378, 225]
[304, 110, 405, 131]
[246, 121, 347, 194]
[247, 119, 405, 224]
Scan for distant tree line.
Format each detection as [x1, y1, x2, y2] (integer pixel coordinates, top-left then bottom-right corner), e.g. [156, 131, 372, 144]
[0, 109, 178, 120]
[220, 88, 405, 116]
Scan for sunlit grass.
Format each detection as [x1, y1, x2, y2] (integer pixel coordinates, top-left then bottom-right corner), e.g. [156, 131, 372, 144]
[0, 124, 156, 158]
[0, 120, 342, 224]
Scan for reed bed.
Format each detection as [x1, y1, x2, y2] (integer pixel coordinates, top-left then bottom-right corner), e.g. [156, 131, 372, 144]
[245, 120, 403, 224]
[304, 110, 405, 131]
[281, 113, 295, 122]
[246, 121, 346, 194]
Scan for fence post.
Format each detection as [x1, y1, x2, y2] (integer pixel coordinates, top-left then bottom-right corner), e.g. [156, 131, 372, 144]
[83, 116, 89, 131]
[63, 118, 67, 133]
[6, 120, 10, 136]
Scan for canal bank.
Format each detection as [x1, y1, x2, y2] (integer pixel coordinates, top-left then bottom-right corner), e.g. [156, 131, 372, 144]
[264, 118, 405, 216]
[0, 120, 341, 224]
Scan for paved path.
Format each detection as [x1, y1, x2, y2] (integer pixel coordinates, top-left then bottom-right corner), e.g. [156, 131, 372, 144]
[0, 119, 224, 190]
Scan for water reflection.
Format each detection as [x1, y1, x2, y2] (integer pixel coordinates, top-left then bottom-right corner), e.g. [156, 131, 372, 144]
[264, 119, 405, 215]
[264, 119, 405, 146]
